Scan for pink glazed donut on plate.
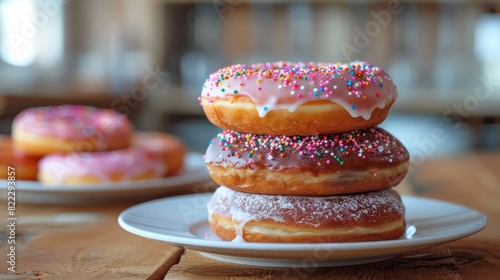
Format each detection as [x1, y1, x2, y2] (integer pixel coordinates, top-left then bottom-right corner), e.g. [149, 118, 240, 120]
[12, 105, 132, 157]
[133, 132, 187, 176]
[200, 61, 397, 135]
[37, 147, 166, 185]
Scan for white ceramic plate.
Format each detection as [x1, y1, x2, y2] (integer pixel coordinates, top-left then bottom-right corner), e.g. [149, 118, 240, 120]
[118, 193, 487, 267]
[0, 152, 212, 205]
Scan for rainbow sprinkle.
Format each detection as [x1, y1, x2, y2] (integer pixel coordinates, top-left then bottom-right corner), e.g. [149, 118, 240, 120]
[200, 61, 396, 120]
[205, 127, 408, 170]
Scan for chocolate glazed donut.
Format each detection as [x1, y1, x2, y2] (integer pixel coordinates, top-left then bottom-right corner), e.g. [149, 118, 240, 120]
[205, 127, 409, 196]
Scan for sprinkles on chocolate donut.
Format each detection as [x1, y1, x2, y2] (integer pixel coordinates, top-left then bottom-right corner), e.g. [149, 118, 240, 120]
[205, 127, 409, 196]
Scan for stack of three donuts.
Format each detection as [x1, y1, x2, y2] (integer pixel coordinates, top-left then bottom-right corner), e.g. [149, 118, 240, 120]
[201, 61, 409, 243]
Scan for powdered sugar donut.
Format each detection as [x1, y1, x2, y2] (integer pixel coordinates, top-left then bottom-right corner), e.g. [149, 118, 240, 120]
[12, 105, 132, 157]
[200, 61, 397, 135]
[207, 186, 406, 243]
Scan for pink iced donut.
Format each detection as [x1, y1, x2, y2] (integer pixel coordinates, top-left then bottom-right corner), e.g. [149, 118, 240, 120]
[12, 105, 132, 157]
[133, 132, 187, 176]
[200, 61, 397, 135]
[37, 148, 166, 184]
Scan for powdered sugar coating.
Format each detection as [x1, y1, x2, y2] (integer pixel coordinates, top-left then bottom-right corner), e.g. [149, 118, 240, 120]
[208, 186, 405, 229]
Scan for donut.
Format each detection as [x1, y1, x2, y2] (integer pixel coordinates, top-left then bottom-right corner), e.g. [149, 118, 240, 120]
[0, 136, 40, 181]
[200, 61, 397, 135]
[208, 186, 406, 243]
[12, 105, 132, 157]
[133, 132, 187, 176]
[205, 127, 409, 196]
[37, 147, 166, 184]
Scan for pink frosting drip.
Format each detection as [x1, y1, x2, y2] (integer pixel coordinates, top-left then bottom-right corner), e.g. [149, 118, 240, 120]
[13, 105, 131, 144]
[201, 61, 397, 120]
[38, 147, 166, 183]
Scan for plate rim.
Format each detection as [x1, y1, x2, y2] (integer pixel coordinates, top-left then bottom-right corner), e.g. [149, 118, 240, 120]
[117, 193, 488, 253]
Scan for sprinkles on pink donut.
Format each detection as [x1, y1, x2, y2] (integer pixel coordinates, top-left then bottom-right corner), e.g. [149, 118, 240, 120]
[200, 61, 398, 135]
[12, 105, 132, 156]
[201, 61, 396, 119]
[13, 105, 130, 141]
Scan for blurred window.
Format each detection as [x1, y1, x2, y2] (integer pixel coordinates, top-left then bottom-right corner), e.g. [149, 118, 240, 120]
[0, 0, 37, 67]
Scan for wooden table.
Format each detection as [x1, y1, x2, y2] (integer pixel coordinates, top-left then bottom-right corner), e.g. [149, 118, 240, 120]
[1, 152, 499, 279]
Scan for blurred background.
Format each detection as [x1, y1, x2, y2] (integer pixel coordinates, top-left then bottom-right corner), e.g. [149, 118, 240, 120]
[0, 0, 499, 162]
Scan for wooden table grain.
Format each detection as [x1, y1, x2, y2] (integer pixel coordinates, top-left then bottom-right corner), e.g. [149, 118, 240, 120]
[1, 152, 499, 279]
